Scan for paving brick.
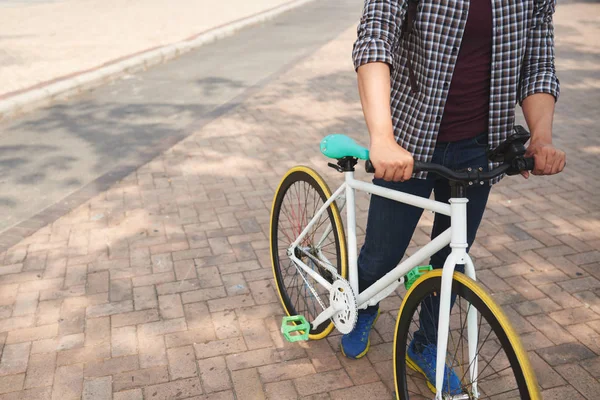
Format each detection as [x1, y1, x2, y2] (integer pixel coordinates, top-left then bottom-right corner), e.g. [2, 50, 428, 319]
[0, 315, 34, 333]
[258, 358, 316, 383]
[112, 309, 159, 328]
[156, 279, 203, 296]
[56, 343, 111, 366]
[0, 374, 24, 394]
[211, 311, 241, 340]
[565, 323, 600, 355]
[567, 251, 600, 266]
[158, 294, 184, 319]
[225, 348, 280, 372]
[541, 386, 586, 400]
[52, 364, 83, 400]
[196, 266, 223, 289]
[240, 318, 272, 350]
[112, 326, 138, 357]
[219, 260, 261, 274]
[519, 330, 555, 351]
[231, 368, 265, 400]
[35, 299, 62, 326]
[151, 253, 173, 274]
[198, 356, 231, 393]
[330, 381, 392, 399]
[131, 272, 175, 287]
[0, 386, 52, 399]
[172, 249, 212, 262]
[560, 276, 600, 293]
[84, 354, 139, 378]
[64, 265, 87, 288]
[527, 314, 577, 345]
[138, 317, 187, 337]
[504, 275, 546, 300]
[113, 388, 143, 400]
[142, 377, 203, 400]
[513, 298, 563, 316]
[248, 280, 278, 305]
[110, 278, 133, 302]
[138, 332, 167, 368]
[555, 363, 600, 399]
[550, 306, 600, 326]
[538, 283, 582, 308]
[86, 300, 133, 318]
[86, 271, 109, 294]
[194, 337, 247, 359]
[173, 260, 197, 281]
[181, 287, 227, 303]
[164, 328, 216, 348]
[24, 352, 55, 389]
[81, 376, 112, 400]
[6, 324, 58, 344]
[12, 292, 39, 317]
[294, 369, 352, 396]
[84, 317, 110, 347]
[18, 278, 63, 294]
[537, 343, 596, 366]
[0, 342, 30, 375]
[265, 380, 297, 400]
[132, 286, 157, 311]
[338, 354, 380, 385]
[207, 294, 255, 312]
[167, 345, 197, 380]
[113, 366, 169, 391]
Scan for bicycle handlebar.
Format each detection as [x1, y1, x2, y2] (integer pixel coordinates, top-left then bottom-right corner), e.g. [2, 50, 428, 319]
[365, 157, 534, 183]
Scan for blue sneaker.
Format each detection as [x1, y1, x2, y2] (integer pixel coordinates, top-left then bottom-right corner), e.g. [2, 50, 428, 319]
[340, 307, 380, 359]
[406, 339, 463, 395]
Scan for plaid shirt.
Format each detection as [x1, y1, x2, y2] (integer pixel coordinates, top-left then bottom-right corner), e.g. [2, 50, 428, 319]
[352, 0, 560, 182]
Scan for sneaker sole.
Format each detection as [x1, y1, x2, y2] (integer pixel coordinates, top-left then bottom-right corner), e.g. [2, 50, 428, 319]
[405, 354, 437, 394]
[340, 309, 380, 360]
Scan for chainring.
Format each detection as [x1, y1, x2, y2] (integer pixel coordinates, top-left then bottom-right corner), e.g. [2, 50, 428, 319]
[329, 279, 358, 334]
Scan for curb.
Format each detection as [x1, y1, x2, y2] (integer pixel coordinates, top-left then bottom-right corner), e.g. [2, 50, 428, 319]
[0, 0, 314, 121]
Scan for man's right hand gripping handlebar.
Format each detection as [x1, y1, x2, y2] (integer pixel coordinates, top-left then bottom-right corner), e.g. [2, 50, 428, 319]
[368, 136, 415, 182]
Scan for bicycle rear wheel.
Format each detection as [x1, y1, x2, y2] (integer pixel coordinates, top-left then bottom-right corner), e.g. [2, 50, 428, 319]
[394, 270, 540, 399]
[270, 166, 347, 340]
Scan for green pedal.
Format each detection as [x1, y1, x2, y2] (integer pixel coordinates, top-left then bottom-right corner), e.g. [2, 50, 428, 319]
[404, 265, 433, 290]
[281, 315, 310, 342]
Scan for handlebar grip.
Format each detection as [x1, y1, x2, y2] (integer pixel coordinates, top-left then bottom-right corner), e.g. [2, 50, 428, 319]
[365, 160, 423, 174]
[524, 157, 535, 171]
[365, 160, 375, 173]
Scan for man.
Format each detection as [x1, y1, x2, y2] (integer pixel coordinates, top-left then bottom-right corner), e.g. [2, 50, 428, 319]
[341, 0, 566, 393]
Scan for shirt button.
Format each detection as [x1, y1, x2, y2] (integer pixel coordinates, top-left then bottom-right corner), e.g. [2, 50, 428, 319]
[443, 82, 449, 88]
[452, 47, 458, 54]
[436, 116, 441, 122]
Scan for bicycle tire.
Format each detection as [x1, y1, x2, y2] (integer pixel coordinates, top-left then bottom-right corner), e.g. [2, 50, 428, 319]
[393, 270, 540, 399]
[270, 166, 347, 339]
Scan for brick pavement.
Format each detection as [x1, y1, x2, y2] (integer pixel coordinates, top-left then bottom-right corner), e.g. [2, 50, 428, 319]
[0, 2, 599, 398]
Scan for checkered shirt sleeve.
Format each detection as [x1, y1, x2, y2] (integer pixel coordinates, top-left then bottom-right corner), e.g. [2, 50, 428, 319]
[518, 0, 561, 104]
[352, 0, 406, 72]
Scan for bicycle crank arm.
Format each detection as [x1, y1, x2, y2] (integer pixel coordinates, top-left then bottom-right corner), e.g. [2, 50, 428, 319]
[310, 303, 343, 330]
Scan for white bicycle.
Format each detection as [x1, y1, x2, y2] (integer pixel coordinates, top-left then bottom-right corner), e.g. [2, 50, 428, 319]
[270, 126, 541, 399]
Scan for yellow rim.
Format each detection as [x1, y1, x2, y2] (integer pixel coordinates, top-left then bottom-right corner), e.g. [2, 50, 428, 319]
[269, 165, 348, 341]
[392, 270, 541, 399]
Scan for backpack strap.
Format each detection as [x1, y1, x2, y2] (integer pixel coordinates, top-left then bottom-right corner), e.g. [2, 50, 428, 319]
[401, 0, 419, 93]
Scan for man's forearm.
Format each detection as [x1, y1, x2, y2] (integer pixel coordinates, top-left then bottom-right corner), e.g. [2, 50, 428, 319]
[521, 92, 555, 145]
[357, 62, 396, 146]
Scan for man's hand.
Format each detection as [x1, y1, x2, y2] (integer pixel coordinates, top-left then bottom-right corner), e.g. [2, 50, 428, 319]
[521, 139, 566, 179]
[370, 136, 414, 182]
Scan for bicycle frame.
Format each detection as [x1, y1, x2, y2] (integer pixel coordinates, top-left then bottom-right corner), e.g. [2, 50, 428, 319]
[287, 169, 481, 398]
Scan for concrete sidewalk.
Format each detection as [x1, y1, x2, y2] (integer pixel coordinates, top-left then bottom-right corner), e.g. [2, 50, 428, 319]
[0, 0, 597, 399]
[0, 0, 312, 119]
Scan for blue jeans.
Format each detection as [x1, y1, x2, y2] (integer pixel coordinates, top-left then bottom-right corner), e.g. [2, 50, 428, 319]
[357, 132, 491, 347]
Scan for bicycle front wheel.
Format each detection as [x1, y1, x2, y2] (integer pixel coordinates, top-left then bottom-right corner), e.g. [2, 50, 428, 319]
[270, 166, 347, 340]
[394, 270, 540, 399]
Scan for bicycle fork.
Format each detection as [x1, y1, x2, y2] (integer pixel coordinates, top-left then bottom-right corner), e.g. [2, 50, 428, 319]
[435, 197, 479, 399]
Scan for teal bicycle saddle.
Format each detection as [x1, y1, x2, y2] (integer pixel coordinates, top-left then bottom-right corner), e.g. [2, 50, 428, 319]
[320, 134, 370, 160]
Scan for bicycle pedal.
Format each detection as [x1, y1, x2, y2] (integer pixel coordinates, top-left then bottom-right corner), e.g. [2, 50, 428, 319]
[404, 265, 433, 290]
[281, 315, 310, 342]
